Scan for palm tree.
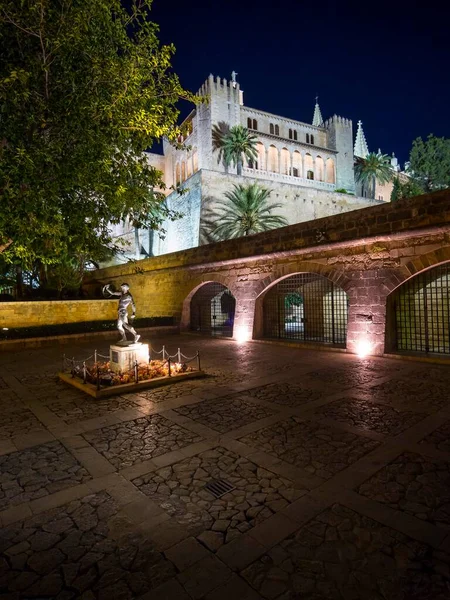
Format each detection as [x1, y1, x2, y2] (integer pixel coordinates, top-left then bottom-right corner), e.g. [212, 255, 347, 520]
[212, 122, 258, 175]
[354, 151, 393, 198]
[204, 183, 288, 241]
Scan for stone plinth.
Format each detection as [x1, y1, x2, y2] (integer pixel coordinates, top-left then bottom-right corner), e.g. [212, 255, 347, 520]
[110, 343, 149, 373]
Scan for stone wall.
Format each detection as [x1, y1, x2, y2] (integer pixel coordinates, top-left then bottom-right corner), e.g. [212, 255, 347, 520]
[83, 191, 450, 356]
[0, 300, 117, 329]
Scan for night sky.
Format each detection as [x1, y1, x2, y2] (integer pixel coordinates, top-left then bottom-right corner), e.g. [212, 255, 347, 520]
[150, 0, 449, 167]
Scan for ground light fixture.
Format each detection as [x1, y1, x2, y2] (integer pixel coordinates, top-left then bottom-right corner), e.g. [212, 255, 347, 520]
[356, 338, 373, 358]
[234, 325, 251, 344]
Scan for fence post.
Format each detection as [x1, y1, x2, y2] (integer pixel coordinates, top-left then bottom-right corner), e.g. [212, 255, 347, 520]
[197, 351, 201, 371]
[167, 357, 171, 377]
[82, 361, 87, 384]
[134, 360, 139, 384]
[162, 345, 166, 360]
[94, 349, 97, 364]
[178, 348, 181, 363]
[71, 358, 75, 378]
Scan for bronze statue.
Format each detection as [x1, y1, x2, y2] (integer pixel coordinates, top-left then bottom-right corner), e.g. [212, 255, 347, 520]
[103, 283, 140, 344]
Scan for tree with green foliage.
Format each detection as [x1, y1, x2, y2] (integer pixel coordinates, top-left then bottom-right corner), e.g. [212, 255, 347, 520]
[0, 0, 193, 286]
[354, 152, 393, 198]
[202, 183, 288, 241]
[212, 122, 258, 175]
[409, 134, 450, 192]
[390, 176, 425, 202]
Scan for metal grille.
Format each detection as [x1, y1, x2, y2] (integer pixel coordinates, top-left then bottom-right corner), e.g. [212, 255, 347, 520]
[204, 479, 235, 499]
[262, 273, 348, 346]
[190, 282, 236, 337]
[389, 264, 450, 355]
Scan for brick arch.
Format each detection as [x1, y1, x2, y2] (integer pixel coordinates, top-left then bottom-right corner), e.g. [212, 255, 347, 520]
[254, 262, 352, 299]
[180, 276, 238, 330]
[388, 246, 450, 295]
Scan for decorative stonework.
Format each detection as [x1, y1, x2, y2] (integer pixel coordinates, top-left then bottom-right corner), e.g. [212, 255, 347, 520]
[242, 503, 450, 599]
[358, 451, 450, 530]
[133, 447, 306, 550]
[82, 414, 203, 470]
[0, 491, 175, 598]
[174, 396, 275, 433]
[240, 417, 379, 480]
[316, 397, 425, 436]
[0, 441, 91, 511]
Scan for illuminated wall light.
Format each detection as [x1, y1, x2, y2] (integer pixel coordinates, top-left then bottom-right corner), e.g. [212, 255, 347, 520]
[235, 325, 251, 344]
[356, 338, 372, 358]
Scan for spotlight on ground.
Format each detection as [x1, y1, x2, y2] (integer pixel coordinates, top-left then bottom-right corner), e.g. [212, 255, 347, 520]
[356, 339, 372, 358]
[235, 326, 251, 344]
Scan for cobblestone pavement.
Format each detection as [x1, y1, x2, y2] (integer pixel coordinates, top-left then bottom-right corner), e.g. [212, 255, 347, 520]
[0, 334, 449, 599]
[0, 441, 91, 510]
[241, 503, 450, 599]
[240, 417, 380, 480]
[316, 397, 426, 436]
[83, 414, 203, 469]
[174, 396, 276, 433]
[133, 446, 306, 548]
[244, 382, 324, 407]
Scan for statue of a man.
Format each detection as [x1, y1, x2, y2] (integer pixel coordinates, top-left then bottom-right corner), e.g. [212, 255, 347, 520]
[103, 283, 140, 344]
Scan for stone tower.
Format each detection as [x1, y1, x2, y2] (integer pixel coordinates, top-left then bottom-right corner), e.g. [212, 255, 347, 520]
[324, 116, 355, 192]
[195, 74, 243, 172]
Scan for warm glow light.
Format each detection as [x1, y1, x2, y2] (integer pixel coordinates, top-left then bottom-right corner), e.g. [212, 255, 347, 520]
[235, 326, 251, 344]
[356, 339, 372, 358]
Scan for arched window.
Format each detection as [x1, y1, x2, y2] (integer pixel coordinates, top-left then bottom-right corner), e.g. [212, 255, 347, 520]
[294, 130, 298, 141]
[181, 161, 186, 182]
[252, 119, 258, 130]
[256, 142, 265, 170]
[326, 158, 335, 183]
[193, 150, 199, 173]
[281, 148, 290, 175]
[175, 163, 181, 186]
[304, 153, 313, 178]
[270, 123, 274, 135]
[311, 134, 315, 145]
[292, 151, 302, 178]
[315, 156, 324, 181]
[247, 117, 252, 128]
[289, 129, 293, 140]
[275, 124, 280, 136]
[187, 155, 193, 178]
[306, 133, 310, 144]
[268, 145, 278, 172]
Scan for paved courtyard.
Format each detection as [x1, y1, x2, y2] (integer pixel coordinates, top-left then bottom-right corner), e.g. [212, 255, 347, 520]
[0, 333, 450, 599]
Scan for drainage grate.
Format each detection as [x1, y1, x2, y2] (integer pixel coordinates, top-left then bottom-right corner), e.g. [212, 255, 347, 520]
[204, 479, 235, 499]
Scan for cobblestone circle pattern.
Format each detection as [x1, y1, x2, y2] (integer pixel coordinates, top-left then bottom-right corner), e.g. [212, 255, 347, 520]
[358, 451, 450, 530]
[0, 491, 176, 599]
[241, 503, 450, 599]
[82, 414, 203, 470]
[0, 441, 91, 511]
[240, 417, 379, 480]
[174, 396, 275, 433]
[133, 447, 306, 550]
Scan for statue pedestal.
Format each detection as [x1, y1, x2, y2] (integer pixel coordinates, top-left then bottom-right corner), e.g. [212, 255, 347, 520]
[109, 343, 149, 373]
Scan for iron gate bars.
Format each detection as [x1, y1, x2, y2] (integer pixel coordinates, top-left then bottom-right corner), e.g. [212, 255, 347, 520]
[190, 282, 236, 337]
[262, 273, 348, 346]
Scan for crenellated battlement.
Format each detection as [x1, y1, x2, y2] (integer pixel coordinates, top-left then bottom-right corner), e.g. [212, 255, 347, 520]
[197, 74, 241, 97]
[324, 115, 352, 128]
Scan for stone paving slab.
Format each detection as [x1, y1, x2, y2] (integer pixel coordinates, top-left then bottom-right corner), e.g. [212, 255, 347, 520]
[240, 416, 380, 480]
[361, 378, 450, 412]
[241, 503, 450, 599]
[304, 367, 380, 389]
[0, 440, 92, 511]
[0, 490, 176, 599]
[315, 397, 426, 436]
[174, 396, 276, 434]
[420, 419, 450, 454]
[133, 446, 306, 551]
[243, 382, 325, 408]
[358, 450, 450, 531]
[83, 414, 203, 470]
[0, 407, 46, 440]
[46, 396, 149, 424]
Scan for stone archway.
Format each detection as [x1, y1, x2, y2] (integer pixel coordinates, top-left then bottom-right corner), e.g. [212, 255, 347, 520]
[189, 282, 236, 337]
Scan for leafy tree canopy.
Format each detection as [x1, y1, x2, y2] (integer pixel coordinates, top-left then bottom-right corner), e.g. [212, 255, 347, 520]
[390, 176, 425, 202]
[0, 0, 194, 270]
[408, 134, 450, 192]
